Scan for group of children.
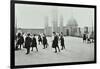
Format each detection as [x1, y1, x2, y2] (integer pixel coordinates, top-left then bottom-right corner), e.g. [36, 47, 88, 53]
[15, 32, 65, 54]
[83, 33, 94, 43]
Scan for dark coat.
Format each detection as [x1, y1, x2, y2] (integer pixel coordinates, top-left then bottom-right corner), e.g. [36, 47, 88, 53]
[52, 35, 58, 48]
[31, 37, 37, 47]
[43, 36, 47, 45]
[16, 36, 22, 45]
[38, 35, 42, 42]
[25, 36, 32, 48]
[60, 36, 64, 46]
[83, 34, 87, 40]
[20, 36, 24, 44]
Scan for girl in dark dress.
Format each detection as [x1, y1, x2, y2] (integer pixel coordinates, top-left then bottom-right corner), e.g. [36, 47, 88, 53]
[16, 33, 22, 50]
[60, 33, 65, 50]
[52, 32, 60, 53]
[20, 33, 24, 49]
[25, 33, 32, 54]
[38, 35, 42, 45]
[31, 34, 38, 51]
[83, 33, 87, 43]
[42, 34, 48, 49]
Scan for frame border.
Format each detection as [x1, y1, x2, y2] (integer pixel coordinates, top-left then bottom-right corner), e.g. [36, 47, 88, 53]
[10, 0, 97, 69]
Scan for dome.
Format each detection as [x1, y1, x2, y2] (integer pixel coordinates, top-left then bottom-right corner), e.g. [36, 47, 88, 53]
[67, 18, 78, 27]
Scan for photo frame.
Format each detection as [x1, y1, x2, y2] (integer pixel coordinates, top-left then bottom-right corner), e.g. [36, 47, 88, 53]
[10, 0, 96, 69]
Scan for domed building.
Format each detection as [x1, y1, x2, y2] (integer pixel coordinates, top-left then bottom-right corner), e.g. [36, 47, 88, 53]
[66, 18, 78, 36]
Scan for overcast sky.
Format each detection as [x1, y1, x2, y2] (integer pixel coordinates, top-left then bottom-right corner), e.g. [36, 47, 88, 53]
[15, 4, 94, 29]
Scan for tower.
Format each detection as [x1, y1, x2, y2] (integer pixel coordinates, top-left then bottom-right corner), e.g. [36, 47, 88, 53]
[15, 16, 17, 34]
[52, 7, 58, 33]
[44, 16, 49, 35]
[60, 15, 64, 34]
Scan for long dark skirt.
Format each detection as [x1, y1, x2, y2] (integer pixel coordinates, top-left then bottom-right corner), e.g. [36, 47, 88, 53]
[52, 41, 58, 48]
[31, 43, 37, 47]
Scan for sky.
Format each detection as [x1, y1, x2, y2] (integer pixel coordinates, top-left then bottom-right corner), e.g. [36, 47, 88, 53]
[15, 4, 94, 29]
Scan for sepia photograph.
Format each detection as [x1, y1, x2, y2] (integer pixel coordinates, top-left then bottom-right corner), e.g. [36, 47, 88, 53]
[11, 0, 96, 68]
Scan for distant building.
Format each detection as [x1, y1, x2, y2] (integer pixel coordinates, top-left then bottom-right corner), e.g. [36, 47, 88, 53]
[17, 28, 44, 35]
[16, 9, 94, 38]
[66, 17, 78, 36]
[59, 15, 64, 34]
[52, 8, 58, 33]
[84, 26, 89, 34]
[44, 16, 49, 35]
[44, 16, 52, 36]
[44, 10, 80, 36]
[76, 27, 82, 37]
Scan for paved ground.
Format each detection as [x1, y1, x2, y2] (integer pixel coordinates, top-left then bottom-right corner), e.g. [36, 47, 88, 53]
[15, 36, 94, 65]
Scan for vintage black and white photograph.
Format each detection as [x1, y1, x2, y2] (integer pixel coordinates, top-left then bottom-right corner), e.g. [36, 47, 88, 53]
[11, 1, 96, 68]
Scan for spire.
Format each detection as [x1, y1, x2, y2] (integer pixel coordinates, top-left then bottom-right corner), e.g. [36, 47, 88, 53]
[45, 16, 48, 28]
[60, 15, 63, 33]
[60, 15, 63, 26]
[15, 16, 17, 28]
[52, 7, 58, 32]
[44, 16, 49, 35]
